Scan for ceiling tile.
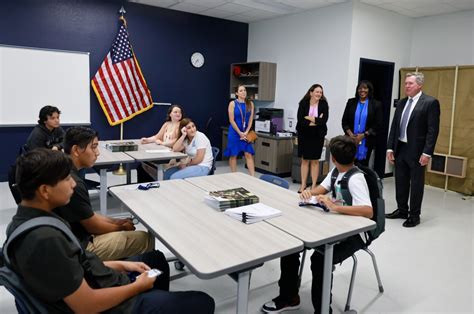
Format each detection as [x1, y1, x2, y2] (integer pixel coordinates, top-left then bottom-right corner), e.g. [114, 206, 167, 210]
[181, 0, 229, 8]
[411, 3, 459, 17]
[131, 0, 178, 8]
[199, 8, 235, 18]
[129, 0, 474, 22]
[215, 2, 254, 14]
[170, 2, 209, 13]
[242, 8, 281, 19]
[446, 0, 474, 10]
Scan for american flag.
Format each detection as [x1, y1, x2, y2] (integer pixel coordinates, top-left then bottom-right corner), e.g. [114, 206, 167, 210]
[92, 18, 153, 126]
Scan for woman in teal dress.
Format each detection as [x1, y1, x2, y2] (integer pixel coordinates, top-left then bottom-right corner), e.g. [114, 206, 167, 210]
[224, 85, 255, 176]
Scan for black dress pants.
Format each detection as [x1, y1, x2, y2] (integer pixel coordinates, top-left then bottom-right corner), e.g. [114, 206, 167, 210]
[394, 141, 426, 217]
[278, 235, 365, 314]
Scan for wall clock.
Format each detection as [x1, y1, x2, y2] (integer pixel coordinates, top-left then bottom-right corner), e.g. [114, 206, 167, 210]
[190, 52, 205, 68]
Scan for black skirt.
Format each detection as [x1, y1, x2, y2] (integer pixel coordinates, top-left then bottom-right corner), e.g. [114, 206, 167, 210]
[297, 131, 325, 160]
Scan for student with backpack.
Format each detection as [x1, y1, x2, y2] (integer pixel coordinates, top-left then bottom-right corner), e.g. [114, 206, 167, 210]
[3, 148, 215, 313]
[262, 135, 373, 314]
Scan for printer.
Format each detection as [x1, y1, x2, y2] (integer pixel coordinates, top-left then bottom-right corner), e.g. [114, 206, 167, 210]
[255, 108, 284, 134]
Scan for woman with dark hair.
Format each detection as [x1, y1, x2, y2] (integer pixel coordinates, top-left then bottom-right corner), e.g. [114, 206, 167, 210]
[25, 105, 65, 151]
[164, 118, 214, 180]
[137, 104, 184, 182]
[224, 84, 255, 176]
[342, 80, 383, 166]
[296, 84, 329, 193]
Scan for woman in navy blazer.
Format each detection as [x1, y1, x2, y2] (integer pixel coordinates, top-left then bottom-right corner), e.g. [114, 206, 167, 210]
[342, 80, 383, 166]
[296, 84, 329, 193]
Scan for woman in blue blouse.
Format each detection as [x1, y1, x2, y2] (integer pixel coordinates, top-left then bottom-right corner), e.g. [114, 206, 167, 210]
[224, 85, 255, 176]
[342, 80, 383, 167]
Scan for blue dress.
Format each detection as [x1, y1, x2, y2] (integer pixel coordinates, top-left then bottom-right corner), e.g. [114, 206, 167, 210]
[224, 100, 255, 157]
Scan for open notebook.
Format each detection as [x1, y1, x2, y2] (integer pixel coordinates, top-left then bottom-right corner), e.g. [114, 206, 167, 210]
[225, 203, 282, 224]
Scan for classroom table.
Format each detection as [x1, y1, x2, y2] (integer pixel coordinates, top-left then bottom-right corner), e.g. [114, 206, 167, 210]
[109, 179, 303, 314]
[185, 172, 376, 314]
[123, 140, 187, 164]
[96, 140, 187, 215]
[95, 142, 135, 215]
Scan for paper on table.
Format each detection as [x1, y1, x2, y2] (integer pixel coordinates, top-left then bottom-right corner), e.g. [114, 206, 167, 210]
[299, 196, 318, 205]
[225, 203, 282, 224]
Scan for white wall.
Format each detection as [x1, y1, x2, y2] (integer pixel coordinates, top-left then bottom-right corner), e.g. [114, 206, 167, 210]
[410, 10, 474, 67]
[347, 2, 412, 98]
[248, 2, 354, 138]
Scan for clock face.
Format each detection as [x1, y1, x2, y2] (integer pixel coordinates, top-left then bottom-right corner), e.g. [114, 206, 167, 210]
[190, 52, 204, 68]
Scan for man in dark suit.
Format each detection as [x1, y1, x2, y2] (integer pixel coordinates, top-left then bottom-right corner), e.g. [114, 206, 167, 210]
[386, 72, 440, 227]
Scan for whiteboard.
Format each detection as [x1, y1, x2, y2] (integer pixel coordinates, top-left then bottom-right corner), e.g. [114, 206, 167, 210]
[0, 45, 90, 126]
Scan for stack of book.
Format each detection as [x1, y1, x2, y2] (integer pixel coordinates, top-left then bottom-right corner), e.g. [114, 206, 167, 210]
[105, 141, 138, 152]
[225, 203, 282, 224]
[205, 187, 259, 211]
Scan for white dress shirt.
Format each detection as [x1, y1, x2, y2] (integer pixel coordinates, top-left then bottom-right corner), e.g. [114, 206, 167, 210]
[398, 90, 422, 143]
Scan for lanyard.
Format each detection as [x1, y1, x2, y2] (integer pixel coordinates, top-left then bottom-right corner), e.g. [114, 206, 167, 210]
[236, 100, 246, 130]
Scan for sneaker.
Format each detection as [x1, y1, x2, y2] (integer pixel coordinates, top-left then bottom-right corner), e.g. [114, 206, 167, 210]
[262, 295, 300, 313]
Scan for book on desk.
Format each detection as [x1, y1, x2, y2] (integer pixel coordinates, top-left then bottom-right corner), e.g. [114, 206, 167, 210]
[105, 141, 138, 152]
[205, 187, 259, 211]
[225, 203, 282, 224]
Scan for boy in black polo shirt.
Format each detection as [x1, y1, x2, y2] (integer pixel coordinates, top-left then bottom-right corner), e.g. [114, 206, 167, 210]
[54, 126, 154, 261]
[6, 148, 215, 313]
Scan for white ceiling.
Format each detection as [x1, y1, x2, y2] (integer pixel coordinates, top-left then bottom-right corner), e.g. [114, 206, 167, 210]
[129, 0, 474, 23]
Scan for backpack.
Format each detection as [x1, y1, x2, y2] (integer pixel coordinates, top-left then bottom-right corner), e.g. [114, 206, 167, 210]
[330, 164, 385, 245]
[1, 217, 92, 313]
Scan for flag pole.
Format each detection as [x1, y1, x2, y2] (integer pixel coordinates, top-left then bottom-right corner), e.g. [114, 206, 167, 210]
[113, 5, 128, 176]
[113, 122, 127, 175]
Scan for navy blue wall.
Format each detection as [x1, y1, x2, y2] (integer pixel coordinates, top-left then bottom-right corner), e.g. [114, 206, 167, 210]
[0, 0, 248, 180]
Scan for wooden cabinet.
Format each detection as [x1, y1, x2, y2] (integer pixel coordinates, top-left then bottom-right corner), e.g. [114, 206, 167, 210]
[230, 62, 276, 101]
[222, 128, 291, 175]
[254, 133, 292, 175]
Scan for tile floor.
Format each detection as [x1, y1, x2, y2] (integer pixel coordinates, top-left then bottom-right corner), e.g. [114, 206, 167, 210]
[0, 160, 472, 313]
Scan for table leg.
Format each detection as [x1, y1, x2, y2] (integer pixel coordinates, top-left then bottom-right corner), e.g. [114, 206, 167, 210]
[157, 164, 164, 181]
[125, 163, 131, 184]
[100, 168, 107, 215]
[321, 243, 334, 314]
[236, 270, 251, 314]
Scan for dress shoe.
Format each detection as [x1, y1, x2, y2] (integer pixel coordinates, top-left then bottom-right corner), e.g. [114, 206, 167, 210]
[403, 216, 420, 228]
[385, 209, 408, 219]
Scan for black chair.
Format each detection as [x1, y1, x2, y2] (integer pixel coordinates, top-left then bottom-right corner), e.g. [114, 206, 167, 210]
[1, 240, 49, 313]
[259, 174, 290, 189]
[204, 117, 213, 134]
[7, 145, 27, 204]
[208, 146, 220, 175]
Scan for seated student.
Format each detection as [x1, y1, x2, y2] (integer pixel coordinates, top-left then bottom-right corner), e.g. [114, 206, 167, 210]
[8, 105, 65, 204]
[53, 126, 155, 261]
[262, 135, 373, 314]
[164, 118, 214, 180]
[25, 105, 65, 151]
[137, 104, 184, 182]
[7, 148, 215, 313]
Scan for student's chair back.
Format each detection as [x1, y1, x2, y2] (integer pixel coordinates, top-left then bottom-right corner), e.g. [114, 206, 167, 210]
[7, 144, 27, 205]
[259, 174, 290, 190]
[208, 146, 220, 175]
[0, 249, 48, 313]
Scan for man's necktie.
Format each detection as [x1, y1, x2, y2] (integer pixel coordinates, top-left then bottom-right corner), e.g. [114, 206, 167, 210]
[399, 98, 413, 139]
